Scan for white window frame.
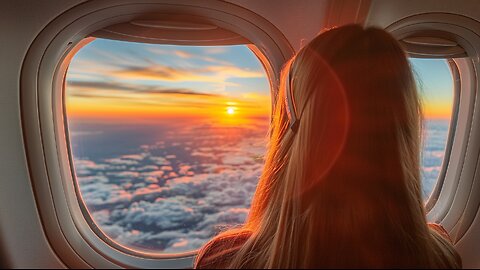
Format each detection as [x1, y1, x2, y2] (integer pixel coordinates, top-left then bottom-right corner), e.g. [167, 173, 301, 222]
[423, 58, 461, 211]
[20, 0, 293, 268]
[386, 13, 480, 243]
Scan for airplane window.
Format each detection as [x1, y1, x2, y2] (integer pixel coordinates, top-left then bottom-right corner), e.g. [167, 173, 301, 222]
[66, 39, 270, 254]
[409, 58, 455, 199]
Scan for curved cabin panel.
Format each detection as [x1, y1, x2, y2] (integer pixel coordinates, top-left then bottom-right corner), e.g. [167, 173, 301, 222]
[0, 0, 479, 268]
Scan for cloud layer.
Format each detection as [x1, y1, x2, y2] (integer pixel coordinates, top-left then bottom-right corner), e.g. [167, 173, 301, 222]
[73, 120, 268, 253]
[71, 118, 448, 254]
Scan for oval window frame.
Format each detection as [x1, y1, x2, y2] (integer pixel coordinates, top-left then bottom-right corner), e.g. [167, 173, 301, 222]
[20, 0, 293, 268]
[385, 13, 480, 243]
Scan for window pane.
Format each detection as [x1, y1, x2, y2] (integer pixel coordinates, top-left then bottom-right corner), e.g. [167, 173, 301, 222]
[66, 39, 270, 254]
[410, 58, 455, 199]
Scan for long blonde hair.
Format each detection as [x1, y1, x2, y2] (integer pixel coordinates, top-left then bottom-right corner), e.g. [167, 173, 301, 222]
[198, 25, 461, 268]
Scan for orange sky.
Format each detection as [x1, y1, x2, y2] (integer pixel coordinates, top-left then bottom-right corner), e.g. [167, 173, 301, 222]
[66, 40, 453, 125]
[423, 102, 453, 119]
[66, 89, 271, 124]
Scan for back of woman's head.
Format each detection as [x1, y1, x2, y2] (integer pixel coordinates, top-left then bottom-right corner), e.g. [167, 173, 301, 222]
[198, 25, 461, 269]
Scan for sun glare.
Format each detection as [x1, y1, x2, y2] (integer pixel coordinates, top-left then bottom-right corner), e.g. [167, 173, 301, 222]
[227, 107, 236, 115]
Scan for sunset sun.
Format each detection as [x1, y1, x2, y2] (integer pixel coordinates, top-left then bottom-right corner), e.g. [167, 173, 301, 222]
[226, 107, 236, 115]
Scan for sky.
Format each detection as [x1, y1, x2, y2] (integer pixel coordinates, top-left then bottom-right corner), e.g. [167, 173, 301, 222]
[410, 58, 454, 119]
[66, 39, 454, 122]
[66, 39, 271, 123]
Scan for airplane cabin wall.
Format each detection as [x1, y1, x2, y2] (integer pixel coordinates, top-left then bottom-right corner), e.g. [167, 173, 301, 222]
[366, 0, 480, 29]
[0, 1, 326, 267]
[228, 0, 371, 52]
[0, 0, 479, 268]
[227, 0, 329, 52]
[0, 1, 87, 267]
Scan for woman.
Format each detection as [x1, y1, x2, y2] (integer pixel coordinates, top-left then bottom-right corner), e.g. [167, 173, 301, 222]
[195, 25, 462, 268]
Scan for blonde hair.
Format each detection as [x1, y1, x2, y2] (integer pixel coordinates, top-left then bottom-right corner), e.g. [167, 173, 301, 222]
[197, 25, 461, 268]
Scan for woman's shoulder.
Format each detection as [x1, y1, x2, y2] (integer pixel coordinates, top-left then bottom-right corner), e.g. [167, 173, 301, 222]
[428, 223, 462, 268]
[428, 223, 452, 243]
[195, 230, 252, 269]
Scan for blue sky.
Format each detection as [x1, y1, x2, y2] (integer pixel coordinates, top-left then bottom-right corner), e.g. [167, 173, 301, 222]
[69, 39, 270, 96]
[410, 58, 454, 118]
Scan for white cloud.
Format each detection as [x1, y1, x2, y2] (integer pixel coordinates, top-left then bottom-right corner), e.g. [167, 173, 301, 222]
[150, 156, 170, 165]
[105, 158, 139, 165]
[77, 175, 109, 185]
[121, 154, 147, 161]
[73, 122, 268, 252]
[75, 159, 108, 172]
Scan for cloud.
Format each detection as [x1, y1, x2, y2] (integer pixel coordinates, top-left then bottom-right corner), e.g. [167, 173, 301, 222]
[150, 156, 170, 165]
[137, 89, 220, 98]
[142, 170, 165, 178]
[106, 199, 207, 250]
[174, 50, 193, 59]
[68, 81, 139, 91]
[107, 171, 141, 179]
[79, 181, 133, 211]
[78, 175, 109, 185]
[89, 47, 154, 68]
[105, 158, 139, 165]
[222, 155, 253, 165]
[148, 47, 231, 63]
[121, 154, 147, 161]
[74, 159, 108, 175]
[67, 80, 222, 98]
[204, 65, 265, 79]
[146, 47, 169, 56]
[71, 121, 271, 252]
[112, 64, 264, 83]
